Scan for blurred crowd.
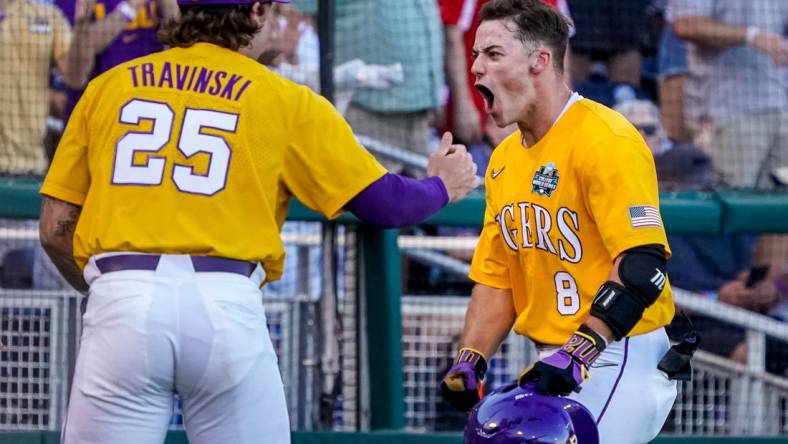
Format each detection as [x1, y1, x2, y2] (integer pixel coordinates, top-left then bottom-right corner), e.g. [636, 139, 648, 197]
[0, 0, 787, 374]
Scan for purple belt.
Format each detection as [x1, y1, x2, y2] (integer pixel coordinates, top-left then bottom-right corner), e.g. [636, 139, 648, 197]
[95, 254, 256, 277]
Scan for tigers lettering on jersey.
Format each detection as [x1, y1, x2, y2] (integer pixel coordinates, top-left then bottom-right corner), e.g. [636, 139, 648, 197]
[495, 203, 582, 264]
[469, 97, 675, 344]
[127, 62, 252, 102]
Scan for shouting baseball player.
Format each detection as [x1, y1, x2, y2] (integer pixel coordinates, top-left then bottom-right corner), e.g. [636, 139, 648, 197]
[38, 1, 478, 443]
[440, 1, 678, 443]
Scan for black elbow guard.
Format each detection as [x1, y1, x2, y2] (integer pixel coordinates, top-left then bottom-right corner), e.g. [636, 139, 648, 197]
[590, 245, 667, 340]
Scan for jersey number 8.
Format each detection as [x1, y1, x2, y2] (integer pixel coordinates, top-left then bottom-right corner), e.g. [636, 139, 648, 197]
[112, 99, 238, 196]
[554, 271, 580, 315]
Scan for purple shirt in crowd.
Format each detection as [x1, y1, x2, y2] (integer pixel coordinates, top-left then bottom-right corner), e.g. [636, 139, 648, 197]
[57, 0, 165, 119]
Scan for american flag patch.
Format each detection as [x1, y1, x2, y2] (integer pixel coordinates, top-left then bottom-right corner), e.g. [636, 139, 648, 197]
[629, 205, 663, 228]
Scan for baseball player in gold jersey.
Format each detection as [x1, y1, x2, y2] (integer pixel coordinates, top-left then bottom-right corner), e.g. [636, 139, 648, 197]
[440, 1, 679, 442]
[37, 1, 479, 443]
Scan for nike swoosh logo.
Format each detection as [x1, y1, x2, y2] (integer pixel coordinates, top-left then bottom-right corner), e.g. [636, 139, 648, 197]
[491, 166, 505, 179]
[122, 34, 138, 44]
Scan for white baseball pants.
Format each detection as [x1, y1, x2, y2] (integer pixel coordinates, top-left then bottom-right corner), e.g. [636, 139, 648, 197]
[61, 254, 290, 444]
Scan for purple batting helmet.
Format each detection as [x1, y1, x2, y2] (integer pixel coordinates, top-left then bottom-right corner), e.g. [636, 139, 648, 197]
[464, 382, 599, 444]
[177, 0, 289, 6]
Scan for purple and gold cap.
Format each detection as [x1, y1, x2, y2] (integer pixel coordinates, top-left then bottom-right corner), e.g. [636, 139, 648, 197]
[178, 0, 289, 6]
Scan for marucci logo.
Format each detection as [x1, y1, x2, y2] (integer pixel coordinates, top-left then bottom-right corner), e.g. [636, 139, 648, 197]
[651, 269, 666, 290]
[491, 166, 506, 179]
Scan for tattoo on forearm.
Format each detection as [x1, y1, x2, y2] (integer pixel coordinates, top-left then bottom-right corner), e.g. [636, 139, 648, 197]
[50, 202, 80, 237]
[41, 198, 88, 292]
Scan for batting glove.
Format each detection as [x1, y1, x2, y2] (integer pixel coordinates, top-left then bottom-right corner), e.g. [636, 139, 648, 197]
[518, 325, 607, 396]
[440, 347, 487, 412]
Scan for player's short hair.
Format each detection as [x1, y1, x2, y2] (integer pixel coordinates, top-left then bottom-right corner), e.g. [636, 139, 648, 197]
[158, 3, 264, 51]
[480, 0, 570, 74]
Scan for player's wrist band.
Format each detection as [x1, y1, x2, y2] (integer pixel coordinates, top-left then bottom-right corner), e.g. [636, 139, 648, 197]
[577, 324, 607, 351]
[561, 325, 606, 367]
[455, 347, 488, 379]
[746, 26, 760, 45]
[117, 1, 138, 22]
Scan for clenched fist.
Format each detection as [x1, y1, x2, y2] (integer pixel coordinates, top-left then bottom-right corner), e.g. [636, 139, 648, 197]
[427, 132, 481, 203]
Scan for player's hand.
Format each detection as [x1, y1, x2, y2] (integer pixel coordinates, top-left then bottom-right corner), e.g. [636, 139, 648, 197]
[719, 277, 780, 313]
[518, 326, 606, 396]
[427, 132, 480, 203]
[439, 347, 487, 412]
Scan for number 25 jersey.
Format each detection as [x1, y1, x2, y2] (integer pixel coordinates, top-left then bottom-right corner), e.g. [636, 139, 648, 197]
[469, 97, 675, 345]
[41, 43, 386, 282]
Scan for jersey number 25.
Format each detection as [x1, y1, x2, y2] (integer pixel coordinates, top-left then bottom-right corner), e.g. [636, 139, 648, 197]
[112, 99, 238, 196]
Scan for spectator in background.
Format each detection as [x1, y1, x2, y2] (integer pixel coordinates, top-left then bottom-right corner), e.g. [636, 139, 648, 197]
[568, 0, 658, 90]
[671, 0, 788, 188]
[293, 0, 444, 177]
[439, 0, 487, 147]
[268, 4, 404, 115]
[57, 0, 179, 120]
[0, 0, 71, 176]
[656, 3, 691, 143]
[616, 99, 787, 375]
[614, 100, 716, 191]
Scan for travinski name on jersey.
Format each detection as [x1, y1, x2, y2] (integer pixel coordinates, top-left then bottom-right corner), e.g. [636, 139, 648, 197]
[494, 203, 582, 263]
[126, 62, 253, 102]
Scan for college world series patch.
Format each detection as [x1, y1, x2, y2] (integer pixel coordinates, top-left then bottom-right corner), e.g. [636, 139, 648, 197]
[532, 162, 559, 196]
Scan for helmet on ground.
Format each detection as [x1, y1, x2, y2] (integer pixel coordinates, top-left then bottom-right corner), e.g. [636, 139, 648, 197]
[464, 382, 599, 444]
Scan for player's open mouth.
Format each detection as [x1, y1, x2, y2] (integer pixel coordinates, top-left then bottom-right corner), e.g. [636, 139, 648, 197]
[476, 84, 495, 112]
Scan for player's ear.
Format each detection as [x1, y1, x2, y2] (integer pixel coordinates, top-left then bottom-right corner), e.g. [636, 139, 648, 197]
[530, 49, 550, 74]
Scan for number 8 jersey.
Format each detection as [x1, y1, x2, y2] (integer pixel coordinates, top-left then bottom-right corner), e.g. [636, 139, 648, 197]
[41, 43, 386, 283]
[469, 96, 675, 345]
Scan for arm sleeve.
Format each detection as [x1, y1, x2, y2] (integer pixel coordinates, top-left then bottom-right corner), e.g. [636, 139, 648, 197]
[282, 87, 387, 219]
[468, 177, 511, 289]
[581, 135, 671, 260]
[346, 174, 449, 228]
[40, 87, 91, 205]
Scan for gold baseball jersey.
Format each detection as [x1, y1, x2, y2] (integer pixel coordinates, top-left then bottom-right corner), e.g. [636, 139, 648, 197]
[469, 98, 674, 345]
[41, 43, 386, 282]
